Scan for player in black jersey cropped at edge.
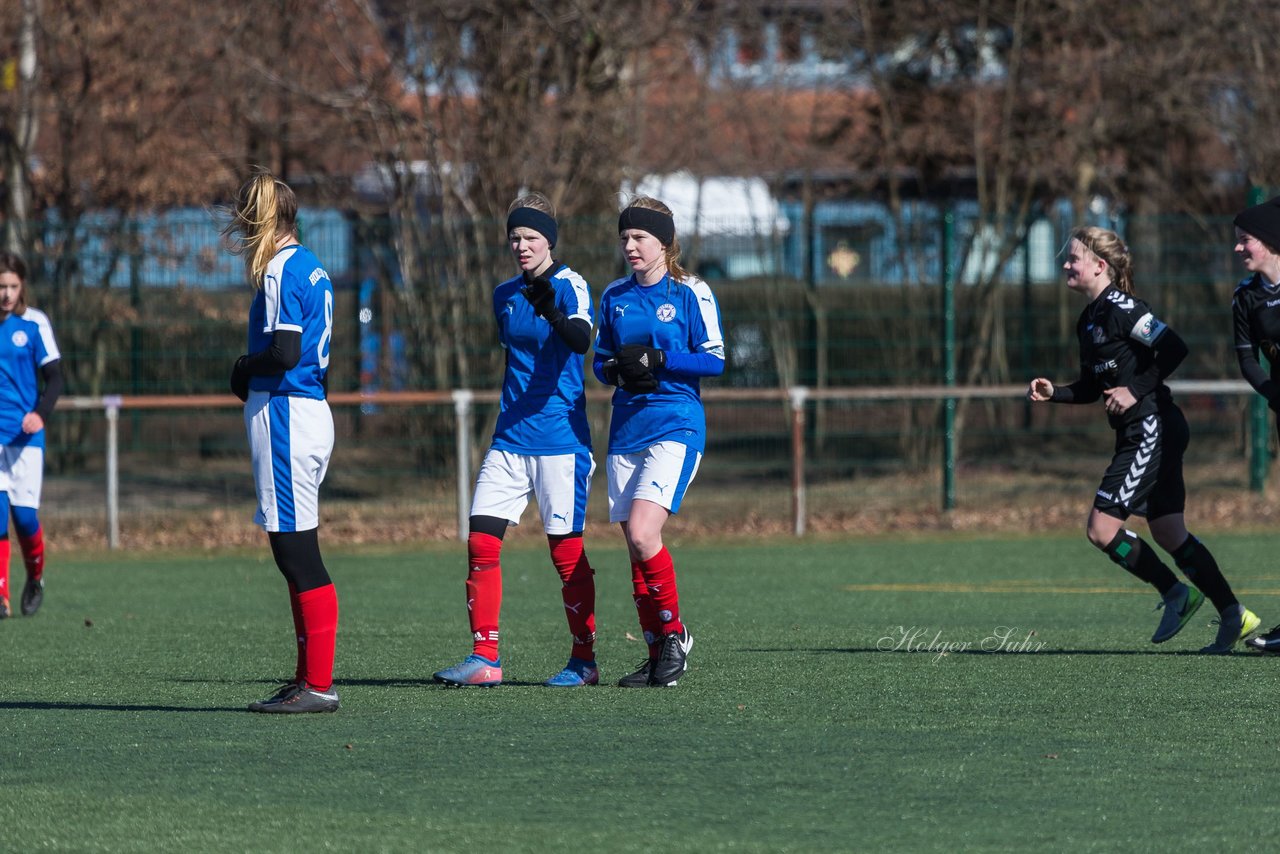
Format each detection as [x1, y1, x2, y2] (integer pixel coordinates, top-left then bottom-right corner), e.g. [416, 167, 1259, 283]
[1229, 198, 1280, 653]
[1028, 226, 1259, 653]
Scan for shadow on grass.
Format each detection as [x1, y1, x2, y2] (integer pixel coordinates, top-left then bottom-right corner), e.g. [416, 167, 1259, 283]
[0, 701, 236, 712]
[171, 676, 553, 688]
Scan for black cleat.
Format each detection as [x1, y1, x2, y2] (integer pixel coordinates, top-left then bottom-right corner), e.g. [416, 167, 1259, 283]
[650, 627, 693, 687]
[617, 658, 655, 688]
[251, 682, 339, 714]
[20, 577, 43, 616]
[247, 682, 299, 712]
[1246, 624, 1280, 654]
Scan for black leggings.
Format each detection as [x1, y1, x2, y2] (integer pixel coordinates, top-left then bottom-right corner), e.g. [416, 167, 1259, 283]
[267, 529, 331, 592]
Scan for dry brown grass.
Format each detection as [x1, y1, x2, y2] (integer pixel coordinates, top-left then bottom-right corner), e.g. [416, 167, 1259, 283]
[41, 461, 1280, 554]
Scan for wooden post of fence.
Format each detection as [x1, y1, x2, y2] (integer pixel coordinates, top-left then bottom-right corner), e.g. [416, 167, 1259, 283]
[789, 386, 808, 536]
[453, 389, 474, 541]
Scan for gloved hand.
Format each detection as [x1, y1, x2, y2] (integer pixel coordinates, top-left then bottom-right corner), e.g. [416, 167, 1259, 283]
[616, 344, 665, 380]
[603, 359, 657, 393]
[621, 373, 658, 393]
[602, 359, 623, 388]
[230, 355, 251, 402]
[521, 274, 562, 321]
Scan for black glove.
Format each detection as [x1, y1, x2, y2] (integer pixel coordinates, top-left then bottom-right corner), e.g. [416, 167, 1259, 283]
[616, 344, 665, 380]
[521, 274, 562, 322]
[603, 359, 657, 393]
[230, 355, 251, 402]
[621, 373, 658, 393]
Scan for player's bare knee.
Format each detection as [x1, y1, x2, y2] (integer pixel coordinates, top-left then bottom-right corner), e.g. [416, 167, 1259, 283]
[1086, 525, 1114, 550]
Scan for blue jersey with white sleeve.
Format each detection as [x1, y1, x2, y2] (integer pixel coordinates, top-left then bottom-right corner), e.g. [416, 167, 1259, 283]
[0, 312, 52, 448]
[22, 307, 60, 364]
[246, 245, 333, 399]
[491, 262, 593, 454]
[594, 273, 725, 454]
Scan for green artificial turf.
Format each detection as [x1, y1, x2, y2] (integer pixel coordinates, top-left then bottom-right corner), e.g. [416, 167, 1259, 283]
[3, 533, 1280, 852]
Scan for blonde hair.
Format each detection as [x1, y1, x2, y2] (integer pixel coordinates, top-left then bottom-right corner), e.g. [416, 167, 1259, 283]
[623, 195, 689, 282]
[1070, 226, 1134, 295]
[222, 168, 298, 288]
[507, 192, 555, 217]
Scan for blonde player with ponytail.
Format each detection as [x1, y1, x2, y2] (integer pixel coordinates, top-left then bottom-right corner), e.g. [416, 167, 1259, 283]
[1028, 226, 1258, 653]
[223, 168, 340, 712]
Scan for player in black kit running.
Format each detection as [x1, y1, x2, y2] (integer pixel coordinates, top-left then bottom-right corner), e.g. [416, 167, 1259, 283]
[1229, 198, 1280, 654]
[1028, 226, 1259, 653]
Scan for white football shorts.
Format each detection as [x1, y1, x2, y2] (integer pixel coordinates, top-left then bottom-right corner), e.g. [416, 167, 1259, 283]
[245, 392, 333, 533]
[0, 443, 44, 508]
[606, 440, 702, 523]
[470, 447, 595, 534]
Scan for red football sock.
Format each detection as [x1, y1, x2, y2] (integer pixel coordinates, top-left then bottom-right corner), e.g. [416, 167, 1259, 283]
[18, 526, 43, 582]
[466, 532, 503, 661]
[549, 535, 596, 661]
[631, 558, 663, 657]
[640, 546, 682, 637]
[287, 582, 306, 684]
[296, 584, 338, 692]
[0, 537, 9, 605]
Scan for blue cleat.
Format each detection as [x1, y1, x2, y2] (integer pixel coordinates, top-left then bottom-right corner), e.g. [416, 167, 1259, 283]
[544, 657, 599, 687]
[434, 654, 503, 687]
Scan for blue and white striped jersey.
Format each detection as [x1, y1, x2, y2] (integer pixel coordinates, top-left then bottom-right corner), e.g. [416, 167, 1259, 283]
[491, 263, 593, 455]
[594, 273, 724, 454]
[0, 312, 52, 447]
[246, 245, 333, 400]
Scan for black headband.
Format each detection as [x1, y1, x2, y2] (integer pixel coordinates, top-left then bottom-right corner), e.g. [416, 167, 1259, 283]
[506, 207, 557, 248]
[618, 206, 675, 246]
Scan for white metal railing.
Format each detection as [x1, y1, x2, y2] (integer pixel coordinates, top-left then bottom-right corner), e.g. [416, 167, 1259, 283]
[60, 379, 1262, 549]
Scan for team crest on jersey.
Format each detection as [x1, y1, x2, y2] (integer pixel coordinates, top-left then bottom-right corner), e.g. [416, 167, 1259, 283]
[10, 330, 27, 347]
[1090, 324, 1106, 344]
[656, 303, 677, 323]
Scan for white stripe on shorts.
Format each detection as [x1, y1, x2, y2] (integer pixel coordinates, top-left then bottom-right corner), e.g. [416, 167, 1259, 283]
[0, 443, 44, 508]
[245, 392, 333, 532]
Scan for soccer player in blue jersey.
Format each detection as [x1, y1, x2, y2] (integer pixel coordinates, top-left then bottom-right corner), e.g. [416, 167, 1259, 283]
[0, 253, 63, 618]
[223, 169, 340, 713]
[433, 193, 601, 688]
[594, 196, 725, 687]
[1028, 226, 1257, 653]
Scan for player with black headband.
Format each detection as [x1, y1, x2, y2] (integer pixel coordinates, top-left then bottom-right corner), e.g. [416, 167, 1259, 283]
[433, 192, 600, 687]
[1028, 226, 1259, 653]
[594, 195, 725, 687]
[1228, 197, 1280, 654]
